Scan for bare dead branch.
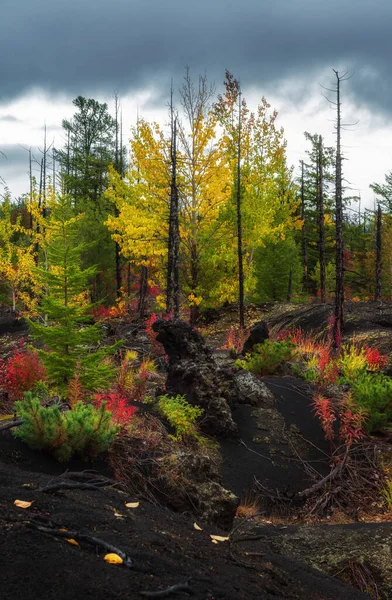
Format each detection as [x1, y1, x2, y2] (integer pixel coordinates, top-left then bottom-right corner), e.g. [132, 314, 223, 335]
[28, 523, 133, 568]
[139, 579, 193, 597]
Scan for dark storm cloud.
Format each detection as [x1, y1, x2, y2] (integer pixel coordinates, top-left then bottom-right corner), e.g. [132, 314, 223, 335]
[1, 0, 391, 111]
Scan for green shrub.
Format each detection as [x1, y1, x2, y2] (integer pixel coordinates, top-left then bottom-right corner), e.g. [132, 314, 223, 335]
[235, 339, 295, 375]
[156, 394, 204, 442]
[14, 393, 119, 462]
[338, 344, 368, 382]
[351, 372, 392, 432]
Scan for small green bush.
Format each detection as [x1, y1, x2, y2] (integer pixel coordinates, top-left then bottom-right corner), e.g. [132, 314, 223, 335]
[351, 372, 392, 432]
[14, 393, 119, 462]
[235, 339, 295, 375]
[338, 344, 368, 382]
[156, 394, 204, 442]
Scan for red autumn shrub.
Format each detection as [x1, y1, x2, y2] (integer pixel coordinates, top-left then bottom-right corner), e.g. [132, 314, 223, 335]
[92, 304, 124, 321]
[67, 369, 86, 406]
[221, 326, 249, 354]
[365, 346, 388, 371]
[339, 393, 368, 446]
[0, 343, 46, 401]
[312, 394, 336, 442]
[116, 353, 156, 402]
[93, 391, 138, 426]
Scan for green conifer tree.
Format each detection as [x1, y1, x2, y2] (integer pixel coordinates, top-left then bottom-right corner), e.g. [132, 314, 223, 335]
[28, 195, 118, 393]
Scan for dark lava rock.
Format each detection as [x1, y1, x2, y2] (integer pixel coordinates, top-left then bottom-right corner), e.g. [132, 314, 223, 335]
[234, 370, 276, 408]
[153, 318, 210, 364]
[153, 319, 237, 437]
[242, 321, 269, 354]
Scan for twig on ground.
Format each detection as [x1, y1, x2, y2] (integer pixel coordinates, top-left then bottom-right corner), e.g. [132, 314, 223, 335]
[28, 523, 133, 568]
[0, 419, 23, 432]
[38, 481, 110, 493]
[139, 579, 193, 597]
[298, 447, 349, 498]
[238, 439, 276, 465]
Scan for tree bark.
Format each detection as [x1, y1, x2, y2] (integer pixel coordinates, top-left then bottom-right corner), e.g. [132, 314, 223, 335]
[300, 160, 308, 292]
[138, 265, 148, 318]
[317, 135, 326, 304]
[375, 204, 382, 301]
[237, 91, 245, 329]
[333, 70, 344, 348]
[166, 105, 180, 318]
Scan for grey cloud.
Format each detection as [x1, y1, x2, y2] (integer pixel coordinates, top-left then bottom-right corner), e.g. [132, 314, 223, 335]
[0, 145, 43, 196]
[0, 115, 21, 123]
[0, 0, 391, 112]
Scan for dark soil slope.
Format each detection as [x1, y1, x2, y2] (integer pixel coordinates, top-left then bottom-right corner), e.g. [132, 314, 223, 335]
[0, 431, 368, 600]
[268, 301, 392, 354]
[220, 377, 330, 501]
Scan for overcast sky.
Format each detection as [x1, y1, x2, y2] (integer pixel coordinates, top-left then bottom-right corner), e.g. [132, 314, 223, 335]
[1, 0, 392, 209]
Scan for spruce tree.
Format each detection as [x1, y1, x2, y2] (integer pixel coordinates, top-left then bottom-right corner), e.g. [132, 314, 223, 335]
[29, 195, 118, 394]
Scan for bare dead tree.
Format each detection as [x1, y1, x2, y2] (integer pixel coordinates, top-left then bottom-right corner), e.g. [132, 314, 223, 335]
[375, 203, 382, 301]
[52, 144, 56, 195]
[113, 92, 122, 298]
[317, 135, 326, 303]
[321, 69, 356, 345]
[300, 160, 308, 290]
[333, 69, 345, 346]
[237, 88, 245, 329]
[166, 87, 180, 318]
[29, 147, 33, 229]
[286, 267, 293, 302]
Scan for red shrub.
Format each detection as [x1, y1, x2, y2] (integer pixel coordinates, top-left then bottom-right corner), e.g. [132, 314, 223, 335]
[0, 343, 46, 401]
[221, 326, 248, 354]
[275, 327, 303, 344]
[339, 393, 368, 446]
[365, 346, 388, 371]
[318, 346, 331, 372]
[67, 368, 86, 406]
[92, 304, 124, 321]
[93, 392, 138, 426]
[311, 394, 336, 442]
[320, 362, 340, 385]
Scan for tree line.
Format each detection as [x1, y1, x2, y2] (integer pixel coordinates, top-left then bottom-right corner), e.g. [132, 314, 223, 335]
[0, 69, 390, 334]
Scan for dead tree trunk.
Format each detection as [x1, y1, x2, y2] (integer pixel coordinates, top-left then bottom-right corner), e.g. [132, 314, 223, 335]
[300, 160, 308, 292]
[333, 70, 345, 348]
[317, 135, 326, 304]
[237, 90, 245, 329]
[29, 147, 33, 230]
[114, 93, 122, 298]
[34, 157, 44, 265]
[375, 204, 382, 301]
[138, 265, 148, 318]
[166, 99, 180, 319]
[286, 267, 293, 302]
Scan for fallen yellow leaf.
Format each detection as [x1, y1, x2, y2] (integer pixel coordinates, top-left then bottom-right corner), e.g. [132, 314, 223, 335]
[104, 553, 123, 564]
[59, 528, 68, 532]
[211, 539, 219, 544]
[114, 511, 125, 518]
[193, 522, 203, 531]
[210, 535, 229, 542]
[14, 499, 33, 509]
[125, 502, 139, 509]
[66, 539, 80, 548]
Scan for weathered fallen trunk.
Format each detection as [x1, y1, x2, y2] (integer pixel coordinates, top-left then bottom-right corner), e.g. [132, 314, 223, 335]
[153, 319, 238, 437]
